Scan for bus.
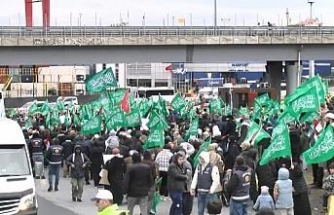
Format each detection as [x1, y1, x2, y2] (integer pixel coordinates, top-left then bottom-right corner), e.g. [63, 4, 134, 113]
[137, 87, 175, 103]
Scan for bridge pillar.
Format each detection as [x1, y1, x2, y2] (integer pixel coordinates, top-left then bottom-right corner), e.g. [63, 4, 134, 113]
[266, 61, 282, 100]
[285, 61, 300, 95]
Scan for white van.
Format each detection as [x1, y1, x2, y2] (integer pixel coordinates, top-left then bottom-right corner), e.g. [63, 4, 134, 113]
[0, 90, 5, 118]
[0, 118, 38, 215]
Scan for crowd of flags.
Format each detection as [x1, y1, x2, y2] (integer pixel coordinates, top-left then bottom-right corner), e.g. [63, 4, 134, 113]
[8, 67, 334, 168]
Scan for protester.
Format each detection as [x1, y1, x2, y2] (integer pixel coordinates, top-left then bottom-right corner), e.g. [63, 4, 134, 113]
[66, 145, 90, 202]
[45, 138, 63, 192]
[273, 167, 294, 215]
[253, 186, 274, 211]
[123, 152, 152, 215]
[322, 162, 334, 213]
[167, 153, 187, 215]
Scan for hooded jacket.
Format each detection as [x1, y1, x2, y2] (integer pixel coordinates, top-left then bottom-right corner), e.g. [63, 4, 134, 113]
[66, 145, 90, 179]
[274, 167, 294, 209]
[105, 130, 120, 150]
[253, 187, 275, 210]
[190, 151, 220, 194]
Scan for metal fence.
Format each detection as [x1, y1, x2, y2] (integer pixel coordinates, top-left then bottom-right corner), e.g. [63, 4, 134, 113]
[1, 26, 334, 38]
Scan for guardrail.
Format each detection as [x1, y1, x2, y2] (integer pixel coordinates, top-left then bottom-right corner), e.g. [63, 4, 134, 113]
[0, 26, 334, 38]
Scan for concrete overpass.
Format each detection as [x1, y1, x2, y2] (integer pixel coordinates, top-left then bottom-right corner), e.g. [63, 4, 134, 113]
[0, 25, 333, 100]
[0, 26, 334, 64]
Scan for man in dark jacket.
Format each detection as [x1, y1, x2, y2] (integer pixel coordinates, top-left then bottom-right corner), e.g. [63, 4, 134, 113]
[46, 138, 63, 192]
[226, 156, 252, 215]
[62, 137, 75, 178]
[123, 153, 153, 215]
[66, 145, 90, 202]
[89, 137, 104, 187]
[105, 147, 126, 206]
[29, 132, 46, 179]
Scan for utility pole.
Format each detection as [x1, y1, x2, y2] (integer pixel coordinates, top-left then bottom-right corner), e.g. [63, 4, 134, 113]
[214, 0, 217, 27]
[307, 0, 315, 19]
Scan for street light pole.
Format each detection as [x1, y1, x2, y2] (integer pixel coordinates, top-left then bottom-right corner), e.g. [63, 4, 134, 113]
[214, 0, 217, 27]
[307, 0, 314, 19]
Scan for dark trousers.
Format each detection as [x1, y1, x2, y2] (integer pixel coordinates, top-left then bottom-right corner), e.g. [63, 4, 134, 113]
[182, 192, 193, 215]
[317, 167, 324, 188]
[323, 194, 329, 208]
[312, 164, 319, 184]
[110, 183, 123, 205]
[91, 164, 101, 186]
[159, 171, 168, 196]
[84, 166, 90, 183]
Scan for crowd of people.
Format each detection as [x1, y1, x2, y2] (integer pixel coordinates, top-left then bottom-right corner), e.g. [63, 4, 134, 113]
[20, 99, 334, 215]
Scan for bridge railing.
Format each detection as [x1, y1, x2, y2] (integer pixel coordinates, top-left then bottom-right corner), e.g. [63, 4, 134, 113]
[1, 26, 334, 38]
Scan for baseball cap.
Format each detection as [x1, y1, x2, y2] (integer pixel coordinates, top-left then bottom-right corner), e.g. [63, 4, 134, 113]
[91, 190, 113, 201]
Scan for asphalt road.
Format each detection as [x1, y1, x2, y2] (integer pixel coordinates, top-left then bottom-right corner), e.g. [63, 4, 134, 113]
[35, 169, 324, 215]
[37, 196, 76, 215]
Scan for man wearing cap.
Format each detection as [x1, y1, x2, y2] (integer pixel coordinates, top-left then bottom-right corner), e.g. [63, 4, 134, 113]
[92, 190, 129, 215]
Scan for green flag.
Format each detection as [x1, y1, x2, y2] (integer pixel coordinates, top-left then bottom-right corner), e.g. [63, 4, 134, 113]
[303, 125, 334, 164]
[139, 98, 151, 118]
[171, 93, 186, 112]
[209, 98, 223, 115]
[28, 102, 40, 116]
[300, 111, 320, 124]
[184, 117, 199, 141]
[260, 123, 291, 166]
[245, 120, 260, 142]
[144, 124, 165, 149]
[125, 106, 141, 128]
[56, 99, 65, 112]
[289, 87, 320, 115]
[277, 106, 298, 125]
[106, 108, 126, 130]
[147, 110, 169, 131]
[81, 115, 102, 135]
[40, 100, 51, 116]
[85, 67, 118, 93]
[192, 138, 211, 168]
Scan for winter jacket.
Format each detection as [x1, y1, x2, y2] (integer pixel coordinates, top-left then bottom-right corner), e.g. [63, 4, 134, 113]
[66, 145, 90, 179]
[253, 193, 275, 210]
[167, 162, 187, 192]
[123, 162, 153, 197]
[274, 167, 294, 209]
[323, 173, 334, 195]
[105, 155, 126, 185]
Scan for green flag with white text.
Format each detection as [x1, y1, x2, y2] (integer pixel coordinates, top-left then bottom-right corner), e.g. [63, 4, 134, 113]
[85, 67, 118, 93]
[260, 123, 291, 166]
[303, 125, 334, 164]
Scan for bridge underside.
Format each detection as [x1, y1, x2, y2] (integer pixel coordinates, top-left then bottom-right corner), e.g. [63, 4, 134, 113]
[0, 44, 334, 65]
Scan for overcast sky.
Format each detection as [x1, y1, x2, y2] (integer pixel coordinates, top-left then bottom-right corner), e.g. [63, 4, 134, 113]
[0, 0, 333, 26]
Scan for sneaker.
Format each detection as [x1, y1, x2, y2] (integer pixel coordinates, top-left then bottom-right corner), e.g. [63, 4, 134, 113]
[54, 187, 59, 192]
[47, 187, 53, 192]
[77, 198, 82, 202]
[41, 176, 46, 179]
[72, 197, 76, 202]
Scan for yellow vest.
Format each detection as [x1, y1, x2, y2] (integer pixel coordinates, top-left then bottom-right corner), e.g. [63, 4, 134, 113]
[97, 204, 129, 215]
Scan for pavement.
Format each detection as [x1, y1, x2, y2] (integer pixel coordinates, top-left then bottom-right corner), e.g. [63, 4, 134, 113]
[36, 169, 325, 215]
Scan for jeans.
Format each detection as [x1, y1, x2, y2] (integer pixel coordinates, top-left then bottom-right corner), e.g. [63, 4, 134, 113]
[127, 196, 148, 215]
[197, 193, 215, 215]
[229, 199, 248, 215]
[32, 154, 44, 177]
[48, 164, 60, 188]
[169, 191, 183, 215]
[71, 178, 84, 199]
